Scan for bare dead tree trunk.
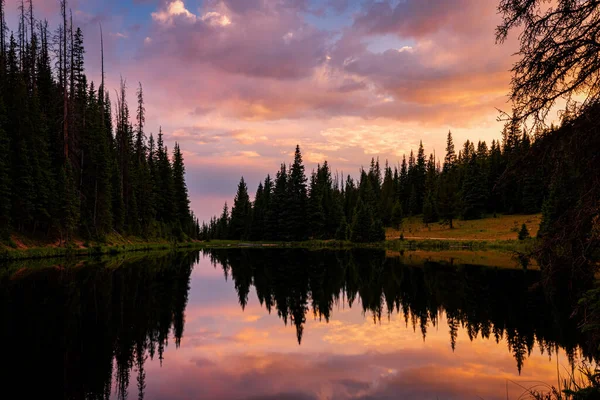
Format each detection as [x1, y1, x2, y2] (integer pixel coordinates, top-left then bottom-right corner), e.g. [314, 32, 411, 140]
[62, 0, 68, 162]
[0, 0, 6, 59]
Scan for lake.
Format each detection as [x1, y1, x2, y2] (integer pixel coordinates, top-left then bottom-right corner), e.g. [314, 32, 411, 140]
[1, 249, 596, 400]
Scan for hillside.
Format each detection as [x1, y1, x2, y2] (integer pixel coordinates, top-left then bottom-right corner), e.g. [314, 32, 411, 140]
[386, 214, 542, 241]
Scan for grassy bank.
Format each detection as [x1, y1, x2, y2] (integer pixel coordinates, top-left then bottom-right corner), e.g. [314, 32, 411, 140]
[386, 213, 542, 241]
[200, 236, 537, 253]
[2, 214, 540, 261]
[0, 231, 206, 261]
[0, 241, 207, 261]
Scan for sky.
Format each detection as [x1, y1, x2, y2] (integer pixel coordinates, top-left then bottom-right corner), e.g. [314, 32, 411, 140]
[5, 0, 520, 222]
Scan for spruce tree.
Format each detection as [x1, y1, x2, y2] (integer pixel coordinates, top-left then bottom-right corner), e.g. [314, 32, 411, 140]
[307, 169, 326, 239]
[518, 224, 530, 240]
[461, 152, 487, 220]
[423, 154, 439, 224]
[391, 200, 403, 230]
[229, 177, 252, 240]
[250, 180, 266, 240]
[172, 143, 190, 233]
[380, 163, 395, 225]
[265, 165, 287, 240]
[286, 145, 308, 241]
[438, 131, 459, 228]
[0, 95, 10, 240]
[350, 198, 372, 243]
[335, 216, 348, 240]
[217, 202, 229, 239]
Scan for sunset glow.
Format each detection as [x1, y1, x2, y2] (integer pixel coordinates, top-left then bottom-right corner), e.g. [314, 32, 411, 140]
[5, 0, 519, 221]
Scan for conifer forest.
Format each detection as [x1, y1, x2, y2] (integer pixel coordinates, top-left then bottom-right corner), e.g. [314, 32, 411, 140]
[0, 0, 198, 244]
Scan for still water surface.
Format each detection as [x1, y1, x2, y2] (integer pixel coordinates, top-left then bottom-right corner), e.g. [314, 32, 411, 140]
[2, 249, 595, 399]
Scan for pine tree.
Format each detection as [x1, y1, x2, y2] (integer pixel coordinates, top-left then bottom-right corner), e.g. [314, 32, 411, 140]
[172, 143, 190, 233]
[439, 131, 459, 229]
[335, 216, 348, 240]
[350, 198, 372, 243]
[229, 177, 252, 240]
[307, 169, 326, 239]
[250, 180, 266, 240]
[265, 165, 287, 240]
[217, 202, 229, 239]
[286, 145, 308, 241]
[0, 94, 10, 240]
[391, 200, 403, 230]
[461, 151, 487, 220]
[423, 154, 438, 224]
[518, 224, 530, 241]
[381, 163, 395, 225]
[414, 141, 427, 212]
[155, 128, 174, 225]
[58, 161, 79, 243]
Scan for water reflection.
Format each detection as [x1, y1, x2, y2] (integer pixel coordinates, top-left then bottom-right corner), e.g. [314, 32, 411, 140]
[0, 252, 197, 400]
[205, 248, 597, 372]
[1, 249, 597, 400]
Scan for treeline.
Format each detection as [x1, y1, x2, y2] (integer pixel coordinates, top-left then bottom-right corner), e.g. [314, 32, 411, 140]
[201, 122, 547, 242]
[0, 0, 198, 244]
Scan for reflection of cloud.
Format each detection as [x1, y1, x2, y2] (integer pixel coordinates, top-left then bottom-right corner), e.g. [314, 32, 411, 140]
[149, 345, 559, 400]
[135, 256, 563, 400]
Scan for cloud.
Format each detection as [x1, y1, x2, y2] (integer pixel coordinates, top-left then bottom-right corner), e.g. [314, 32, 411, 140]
[110, 32, 128, 39]
[201, 11, 232, 27]
[151, 0, 197, 25]
[143, 0, 330, 81]
[9, 0, 521, 220]
[352, 0, 491, 38]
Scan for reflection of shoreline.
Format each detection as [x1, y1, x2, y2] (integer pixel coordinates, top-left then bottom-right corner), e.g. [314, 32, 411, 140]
[205, 248, 597, 372]
[146, 254, 565, 400]
[0, 251, 197, 400]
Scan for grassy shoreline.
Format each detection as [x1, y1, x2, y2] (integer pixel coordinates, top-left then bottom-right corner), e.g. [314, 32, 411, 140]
[2, 213, 540, 261]
[1, 236, 535, 261]
[0, 241, 207, 261]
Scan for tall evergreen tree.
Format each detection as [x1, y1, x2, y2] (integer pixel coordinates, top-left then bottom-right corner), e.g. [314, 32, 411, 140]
[438, 131, 459, 228]
[229, 177, 252, 240]
[172, 143, 190, 235]
[286, 145, 308, 241]
[0, 94, 10, 240]
[265, 164, 287, 240]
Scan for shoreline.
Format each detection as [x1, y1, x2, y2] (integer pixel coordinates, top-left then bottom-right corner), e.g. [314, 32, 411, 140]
[1, 237, 535, 262]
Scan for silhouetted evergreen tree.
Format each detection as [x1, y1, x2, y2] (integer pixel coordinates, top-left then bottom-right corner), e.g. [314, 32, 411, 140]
[229, 177, 252, 240]
[0, 95, 10, 240]
[172, 143, 190, 236]
[265, 165, 287, 240]
[391, 200, 403, 230]
[462, 150, 487, 220]
[438, 132, 460, 228]
[350, 198, 373, 243]
[286, 145, 308, 241]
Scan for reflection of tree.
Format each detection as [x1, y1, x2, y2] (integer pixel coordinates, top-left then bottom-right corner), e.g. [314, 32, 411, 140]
[206, 248, 599, 373]
[0, 251, 197, 400]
